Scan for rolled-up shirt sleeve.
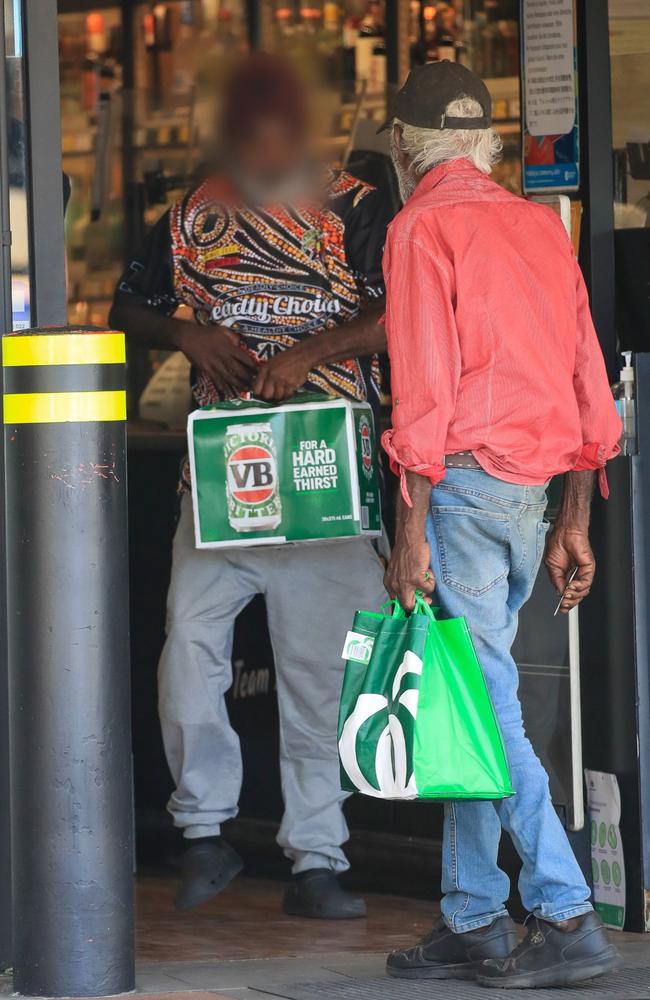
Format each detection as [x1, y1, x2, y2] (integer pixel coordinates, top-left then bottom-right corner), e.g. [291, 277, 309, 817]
[571, 258, 622, 494]
[381, 234, 460, 502]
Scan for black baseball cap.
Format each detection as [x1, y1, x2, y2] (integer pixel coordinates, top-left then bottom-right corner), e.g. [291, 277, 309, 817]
[377, 61, 492, 134]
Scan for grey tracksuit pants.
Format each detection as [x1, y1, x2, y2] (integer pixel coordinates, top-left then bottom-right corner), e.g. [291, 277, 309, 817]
[159, 494, 387, 874]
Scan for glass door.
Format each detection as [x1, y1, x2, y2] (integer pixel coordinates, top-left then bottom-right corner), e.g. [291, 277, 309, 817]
[609, 0, 650, 353]
[4, 0, 30, 329]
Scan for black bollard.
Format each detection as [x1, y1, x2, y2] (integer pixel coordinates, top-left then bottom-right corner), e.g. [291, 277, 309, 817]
[3, 327, 134, 997]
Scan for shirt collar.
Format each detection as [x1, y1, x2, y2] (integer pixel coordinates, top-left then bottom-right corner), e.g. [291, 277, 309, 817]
[410, 158, 482, 200]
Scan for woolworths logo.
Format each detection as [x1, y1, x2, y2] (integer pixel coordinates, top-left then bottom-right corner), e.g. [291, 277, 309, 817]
[341, 631, 375, 664]
[338, 650, 423, 799]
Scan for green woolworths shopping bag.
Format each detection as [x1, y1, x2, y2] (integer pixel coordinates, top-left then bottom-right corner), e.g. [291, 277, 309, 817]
[337, 596, 513, 800]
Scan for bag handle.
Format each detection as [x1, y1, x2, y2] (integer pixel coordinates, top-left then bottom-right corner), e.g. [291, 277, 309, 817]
[381, 592, 438, 621]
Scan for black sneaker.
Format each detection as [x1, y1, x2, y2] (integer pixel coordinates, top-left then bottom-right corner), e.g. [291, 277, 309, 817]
[476, 911, 622, 989]
[386, 915, 518, 980]
[174, 838, 243, 912]
[283, 868, 366, 919]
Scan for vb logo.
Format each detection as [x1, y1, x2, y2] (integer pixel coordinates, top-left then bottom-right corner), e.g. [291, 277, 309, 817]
[359, 415, 373, 479]
[227, 445, 277, 505]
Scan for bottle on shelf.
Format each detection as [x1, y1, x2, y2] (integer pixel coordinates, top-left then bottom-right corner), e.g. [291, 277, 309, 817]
[342, 12, 360, 97]
[612, 351, 637, 456]
[359, 0, 384, 37]
[356, 0, 386, 95]
[437, 3, 457, 62]
[422, 4, 438, 62]
[323, 2, 340, 35]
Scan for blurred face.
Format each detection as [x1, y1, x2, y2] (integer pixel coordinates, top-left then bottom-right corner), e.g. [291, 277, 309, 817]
[228, 116, 310, 204]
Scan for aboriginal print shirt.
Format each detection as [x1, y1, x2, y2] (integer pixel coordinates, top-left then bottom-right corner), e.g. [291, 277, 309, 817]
[115, 170, 390, 413]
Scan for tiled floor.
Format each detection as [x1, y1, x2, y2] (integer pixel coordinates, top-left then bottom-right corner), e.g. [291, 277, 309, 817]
[131, 876, 650, 999]
[2, 875, 650, 999]
[136, 874, 435, 964]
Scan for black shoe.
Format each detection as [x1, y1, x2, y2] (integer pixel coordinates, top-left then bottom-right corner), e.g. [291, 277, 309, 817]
[174, 838, 243, 912]
[476, 911, 622, 989]
[283, 868, 366, 920]
[386, 915, 518, 980]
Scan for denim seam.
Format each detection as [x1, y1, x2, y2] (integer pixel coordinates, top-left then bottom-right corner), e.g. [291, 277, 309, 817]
[434, 510, 510, 597]
[435, 481, 548, 515]
[449, 801, 458, 890]
[452, 909, 510, 933]
[511, 507, 527, 578]
[535, 521, 550, 567]
[434, 482, 527, 510]
[535, 903, 594, 921]
[447, 801, 472, 928]
[431, 504, 510, 522]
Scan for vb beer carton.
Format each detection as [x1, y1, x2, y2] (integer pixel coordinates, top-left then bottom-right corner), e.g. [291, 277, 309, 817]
[188, 395, 381, 548]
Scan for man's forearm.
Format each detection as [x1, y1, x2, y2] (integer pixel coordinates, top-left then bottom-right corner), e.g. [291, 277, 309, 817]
[556, 470, 595, 531]
[292, 302, 386, 367]
[396, 471, 433, 539]
[384, 470, 435, 609]
[109, 302, 189, 352]
[544, 469, 596, 610]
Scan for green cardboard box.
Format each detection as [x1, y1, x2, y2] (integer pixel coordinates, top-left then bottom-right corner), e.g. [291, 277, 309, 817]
[188, 396, 382, 548]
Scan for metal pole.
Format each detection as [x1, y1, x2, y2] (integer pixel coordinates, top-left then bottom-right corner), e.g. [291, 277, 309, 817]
[575, 0, 617, 379]
[0, 0, 14, 972]
[4, 327, 134, 997]
[385, 0, 399, 86]
[246, 0, 261, 49]
[22, 0, 66, 326]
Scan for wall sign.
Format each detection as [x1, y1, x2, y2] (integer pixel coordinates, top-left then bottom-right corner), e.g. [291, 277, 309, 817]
[586, 770, 626, 930]
[521, 0, 580, 193]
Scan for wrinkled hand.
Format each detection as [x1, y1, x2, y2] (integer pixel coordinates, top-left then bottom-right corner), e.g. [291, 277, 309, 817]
[175, 324, 257, 397]
[384, 533, 435, 613]
[253, 347, 312, 402]
[544, 525, 595, 613]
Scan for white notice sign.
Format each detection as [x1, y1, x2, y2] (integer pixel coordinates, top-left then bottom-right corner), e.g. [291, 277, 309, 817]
[585, 769, 626, 930]
[523, 0, 576, 137]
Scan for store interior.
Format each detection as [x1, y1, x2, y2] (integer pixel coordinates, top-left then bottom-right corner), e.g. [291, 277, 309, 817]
[59, 1, 522, 335]
[48, 0, 650, 959]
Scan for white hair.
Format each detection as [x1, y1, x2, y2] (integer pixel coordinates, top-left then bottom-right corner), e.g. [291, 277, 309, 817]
[392, 95, 502, 190]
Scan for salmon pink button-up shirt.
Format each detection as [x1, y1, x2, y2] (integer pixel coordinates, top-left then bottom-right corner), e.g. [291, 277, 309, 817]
[381, 159, 621, 500]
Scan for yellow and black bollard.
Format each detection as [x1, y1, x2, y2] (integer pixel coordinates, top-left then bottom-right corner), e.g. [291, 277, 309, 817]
[3, 327, 134, 997]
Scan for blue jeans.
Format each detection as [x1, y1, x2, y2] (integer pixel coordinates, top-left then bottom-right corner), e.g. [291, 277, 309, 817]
[426, 467, 592, 932]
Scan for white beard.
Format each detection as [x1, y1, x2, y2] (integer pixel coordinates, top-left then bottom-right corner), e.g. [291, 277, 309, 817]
[390, 138, 417, 204]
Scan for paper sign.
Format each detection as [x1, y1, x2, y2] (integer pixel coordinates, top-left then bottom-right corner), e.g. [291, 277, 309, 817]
[522, 0, 580, 193]
[523, 0, 576, 136]
[585, 769, 626, 930]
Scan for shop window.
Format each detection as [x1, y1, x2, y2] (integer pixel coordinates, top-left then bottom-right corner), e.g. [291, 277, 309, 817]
[404, 2, 521, 192]
[58, 1, 523, 391]
[609, 0, 650, 229]
[59, 1, 249, 329]
[266, 2, 521, 193]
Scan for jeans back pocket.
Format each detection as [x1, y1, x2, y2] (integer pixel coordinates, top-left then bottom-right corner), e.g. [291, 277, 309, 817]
[432, 506, 511, 597]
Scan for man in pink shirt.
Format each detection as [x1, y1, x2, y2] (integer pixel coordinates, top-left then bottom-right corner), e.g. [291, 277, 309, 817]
[380, 62, 622, 989]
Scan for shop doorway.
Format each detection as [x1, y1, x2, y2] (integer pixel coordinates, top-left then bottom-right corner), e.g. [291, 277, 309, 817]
[55, 0, 531, 889]
[3, 2, 644, 992]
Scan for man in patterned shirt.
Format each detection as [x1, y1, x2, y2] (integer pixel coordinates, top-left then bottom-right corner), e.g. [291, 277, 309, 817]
[111, 54, 389, 919]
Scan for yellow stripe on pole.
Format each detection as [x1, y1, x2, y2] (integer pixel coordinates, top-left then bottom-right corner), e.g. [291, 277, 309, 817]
[2, 332, 126, 367]
[4, 390, 126, 424]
